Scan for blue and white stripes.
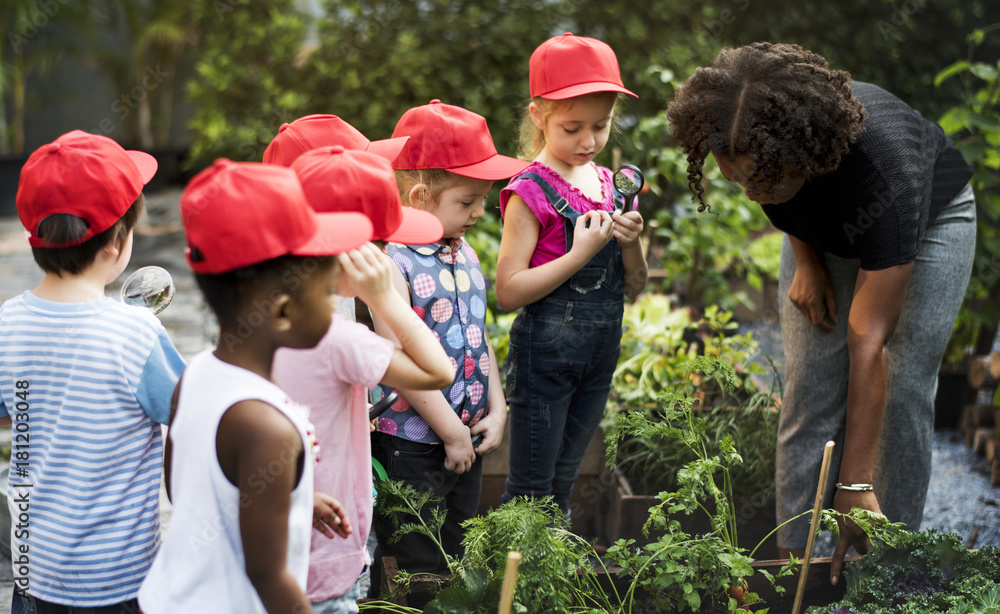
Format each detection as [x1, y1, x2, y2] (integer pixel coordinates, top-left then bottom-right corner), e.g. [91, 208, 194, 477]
[0, 291, 184, 607]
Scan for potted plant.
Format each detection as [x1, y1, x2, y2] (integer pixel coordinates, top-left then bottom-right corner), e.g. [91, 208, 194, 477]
[606, 296, 782, 557]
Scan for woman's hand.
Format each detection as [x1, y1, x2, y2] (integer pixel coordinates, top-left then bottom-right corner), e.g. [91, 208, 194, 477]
[830, 489, 881, 585]
[789, 259, 837, 330]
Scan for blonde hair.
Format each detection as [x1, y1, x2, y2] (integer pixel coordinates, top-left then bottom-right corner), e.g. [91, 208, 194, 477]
[517, 91, 622, 159]
[393, 169, 465, 210]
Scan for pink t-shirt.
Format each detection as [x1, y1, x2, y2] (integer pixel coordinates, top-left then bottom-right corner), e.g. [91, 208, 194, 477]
[272, 315, 395, 602]
[499, 161, 618, 268]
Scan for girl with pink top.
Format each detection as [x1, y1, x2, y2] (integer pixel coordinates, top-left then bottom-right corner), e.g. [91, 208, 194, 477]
[496, 33, 648, 517]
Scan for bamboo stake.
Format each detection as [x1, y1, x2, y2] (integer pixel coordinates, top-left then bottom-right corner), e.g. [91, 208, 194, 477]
[792, 440, 836, 614]
[497, 551, 522, 614]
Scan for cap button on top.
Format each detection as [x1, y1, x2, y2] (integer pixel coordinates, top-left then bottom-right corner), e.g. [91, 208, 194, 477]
[328, 145, 346, 154]
[48, 143, 61, 154]
[429, 99, 441, 104]
[278, 123, 291, 133]
[562, 32, 574, 36]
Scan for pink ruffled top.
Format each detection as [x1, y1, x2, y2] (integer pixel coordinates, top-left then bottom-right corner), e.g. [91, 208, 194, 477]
[499, 162, 617, 268]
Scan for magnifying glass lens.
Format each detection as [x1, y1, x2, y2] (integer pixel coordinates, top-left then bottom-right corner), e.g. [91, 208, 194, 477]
[121, 266, 175, 315]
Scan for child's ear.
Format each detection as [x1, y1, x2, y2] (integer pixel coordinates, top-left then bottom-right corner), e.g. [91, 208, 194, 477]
[271, 292, 293, 333]
[528, 101, 544, 131]
[407, 183, 430, 209]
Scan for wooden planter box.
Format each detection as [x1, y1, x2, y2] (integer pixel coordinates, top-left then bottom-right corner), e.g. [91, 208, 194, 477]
[369, 554, 851, 612]
[604, 468, 780, 561]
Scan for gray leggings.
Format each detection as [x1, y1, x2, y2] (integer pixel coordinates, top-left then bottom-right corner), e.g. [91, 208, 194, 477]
[775, 183, 976, 550]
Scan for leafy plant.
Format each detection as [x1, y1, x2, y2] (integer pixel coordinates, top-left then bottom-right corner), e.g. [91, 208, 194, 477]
[605, 355, 807, 612]
[609, 298, 781, 500]
[807, 521, 1000, 614]
[935, 24, 1000, 364]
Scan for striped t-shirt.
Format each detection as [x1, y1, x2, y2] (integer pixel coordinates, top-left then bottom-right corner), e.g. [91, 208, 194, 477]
[0, 291, 185, 606]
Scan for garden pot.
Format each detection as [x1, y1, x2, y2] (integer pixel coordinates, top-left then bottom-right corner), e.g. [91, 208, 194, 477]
[605, 468, 779, 560]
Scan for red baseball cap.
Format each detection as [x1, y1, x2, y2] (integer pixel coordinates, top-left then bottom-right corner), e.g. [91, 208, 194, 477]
[292, 146, 443, 244]
[262, 114, 409, 167]
[529, 33, 637, 100]
[180, 159, 373, 274]
[16, 130, 157, 248]
[391, 100, 530, 181]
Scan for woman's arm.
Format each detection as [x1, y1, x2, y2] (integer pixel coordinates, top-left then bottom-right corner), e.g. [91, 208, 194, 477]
[495, 195, 614, 312]
[787, 235, 838, 331]
[830, 261, 913, 584]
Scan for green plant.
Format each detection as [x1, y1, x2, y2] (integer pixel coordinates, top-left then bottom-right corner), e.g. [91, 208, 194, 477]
[185, 0, 311, 164]
[606, 355, 803, 612]
[610, 297, 781, 499]
[936, 24, 1000, 365]
[807, 521, 1000, 614]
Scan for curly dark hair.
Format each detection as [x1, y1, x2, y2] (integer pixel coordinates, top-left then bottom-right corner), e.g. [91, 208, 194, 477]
[666, 42, 866, 211]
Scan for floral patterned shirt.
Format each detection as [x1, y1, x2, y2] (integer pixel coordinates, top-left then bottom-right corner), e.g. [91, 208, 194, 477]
[373, 238, 491, 444]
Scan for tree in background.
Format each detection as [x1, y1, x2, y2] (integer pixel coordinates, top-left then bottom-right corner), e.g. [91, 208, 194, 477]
[1, 0, 88, 154]
[185, 0, 311, 164]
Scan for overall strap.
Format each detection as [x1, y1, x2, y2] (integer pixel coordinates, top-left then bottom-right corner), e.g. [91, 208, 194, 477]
[517, 172, 580, 222]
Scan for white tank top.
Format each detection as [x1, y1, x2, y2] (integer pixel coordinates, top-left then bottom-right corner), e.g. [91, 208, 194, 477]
[139, 350, 314, 613]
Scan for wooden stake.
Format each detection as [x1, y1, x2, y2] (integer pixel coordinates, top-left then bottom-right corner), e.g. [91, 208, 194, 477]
[497, 551, 522, 614]
[792, 441, 836, 614]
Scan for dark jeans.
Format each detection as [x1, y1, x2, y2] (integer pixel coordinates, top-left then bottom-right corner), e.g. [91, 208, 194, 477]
[15, 593, 139, 614]
[370, 432, 482, 575]
[502, 297, 623, 516]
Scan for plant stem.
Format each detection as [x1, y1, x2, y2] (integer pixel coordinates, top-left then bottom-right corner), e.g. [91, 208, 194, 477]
[747, 509, 815, 560]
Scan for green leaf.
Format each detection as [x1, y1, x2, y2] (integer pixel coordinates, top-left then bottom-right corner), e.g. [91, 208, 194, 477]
[970, 62, 999, 82]
[935, 60, 970, 88]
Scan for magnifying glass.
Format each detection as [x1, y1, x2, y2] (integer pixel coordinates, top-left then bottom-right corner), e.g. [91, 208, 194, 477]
[121, 266, 175, 315]
[612, 164, 644, 213]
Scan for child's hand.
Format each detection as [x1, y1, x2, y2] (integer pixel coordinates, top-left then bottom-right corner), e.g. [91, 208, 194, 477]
[612, 211, 644, 248]
[571, 210, 615, 262]
[338, 243, 395, 304]
[443, 425, 476, 475]
[313, 491, 353, 539]
[470, 409, 506, 456]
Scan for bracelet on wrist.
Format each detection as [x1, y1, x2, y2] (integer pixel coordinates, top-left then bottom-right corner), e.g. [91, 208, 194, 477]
[835, 482, 874, 492]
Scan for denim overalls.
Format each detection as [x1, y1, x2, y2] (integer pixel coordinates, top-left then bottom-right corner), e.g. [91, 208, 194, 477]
[503, 172, 625, 515]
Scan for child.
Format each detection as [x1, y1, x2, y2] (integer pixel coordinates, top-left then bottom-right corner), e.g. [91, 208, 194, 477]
[0, 130, 185, 612]
[497, 34, 648, 517]
[138, 160, 373, 614]
[263, 114, 409, 326]
[370, 100, 529, 574]
[272, 146, 453, 612]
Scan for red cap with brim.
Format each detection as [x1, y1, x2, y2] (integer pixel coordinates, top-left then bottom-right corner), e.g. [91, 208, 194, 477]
[17, 130, 159, 248]
[263, 114, 410, 167]
[292, 146, 443, 245]
[181, 159, 373, 274]
[392, 100, 530, 181]
[365, 136, 410, 163]
[529, 33, 637, 101]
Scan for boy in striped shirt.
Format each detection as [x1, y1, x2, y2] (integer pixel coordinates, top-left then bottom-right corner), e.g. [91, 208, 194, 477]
[0, 131, 185, 613]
